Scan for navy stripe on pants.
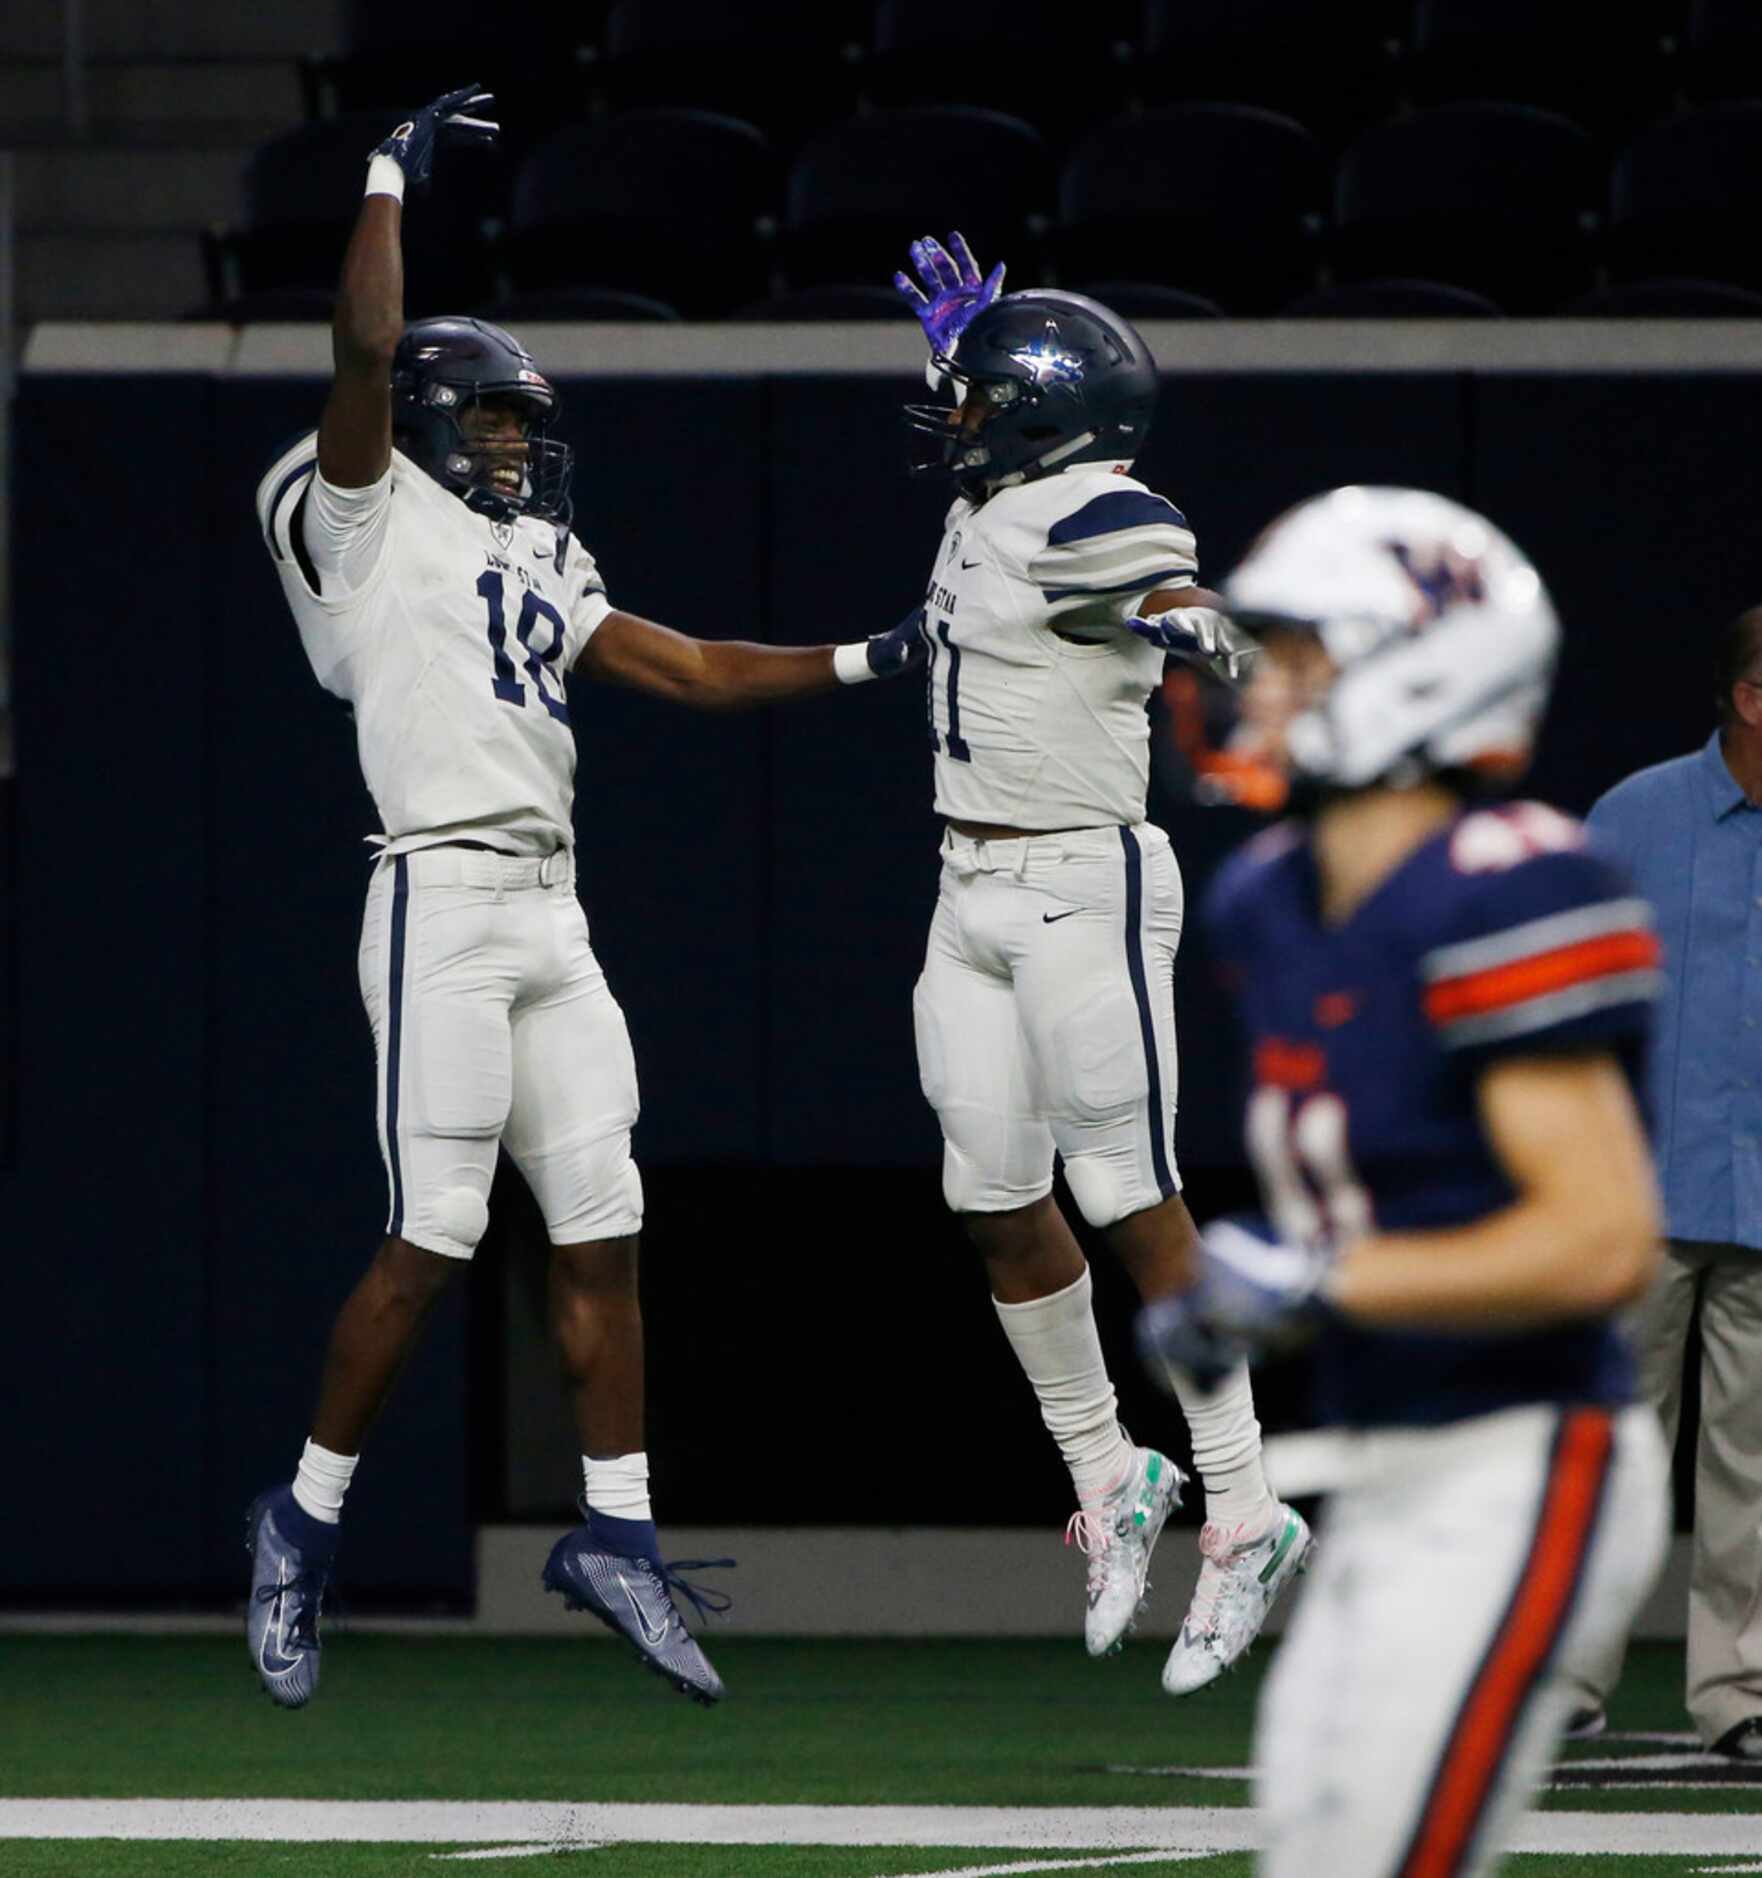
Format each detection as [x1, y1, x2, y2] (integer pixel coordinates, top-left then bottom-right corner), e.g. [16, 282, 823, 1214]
[1119, 827, 1176, 1200]
[385, 856, 410, 1238]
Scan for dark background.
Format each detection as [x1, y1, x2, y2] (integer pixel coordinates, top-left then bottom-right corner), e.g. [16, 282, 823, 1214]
[3, 362, 1751, 1607]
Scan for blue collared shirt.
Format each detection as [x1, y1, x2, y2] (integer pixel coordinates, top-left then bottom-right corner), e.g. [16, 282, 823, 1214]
[1588, 732, 1762, 1251]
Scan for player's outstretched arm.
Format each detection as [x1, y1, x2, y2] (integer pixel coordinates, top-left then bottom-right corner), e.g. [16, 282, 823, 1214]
[574, 607, 926, 710]
[1329, 1052, 1661, 1329]
[317, 86, 498, 490]
[1127, 586, 1262, 686]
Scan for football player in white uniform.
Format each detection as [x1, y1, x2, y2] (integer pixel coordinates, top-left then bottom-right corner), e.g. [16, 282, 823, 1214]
[892, 238, 1307, 1690]
[244, 89, 925, 1711]
[1138, 488, 1671, 1875]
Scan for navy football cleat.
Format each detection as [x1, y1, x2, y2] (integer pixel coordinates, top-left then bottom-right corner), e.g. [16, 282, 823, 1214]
[245, 1486, 337, 1709]
[542, 1512, 731, 1707]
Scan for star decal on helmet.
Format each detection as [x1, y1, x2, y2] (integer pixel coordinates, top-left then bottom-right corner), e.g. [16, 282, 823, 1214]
[1008, 322, 1085, 386]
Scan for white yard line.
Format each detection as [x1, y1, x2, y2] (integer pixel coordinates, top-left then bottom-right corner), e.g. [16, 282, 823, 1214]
[881, 1854, 1214, 1877]
[430, 1850, 603, 1863]
[1, 1800, 1759, 1857]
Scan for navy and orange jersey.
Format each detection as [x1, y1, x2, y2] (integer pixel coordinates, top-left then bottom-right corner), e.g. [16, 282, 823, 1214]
[1204, 800, 1661, 1430]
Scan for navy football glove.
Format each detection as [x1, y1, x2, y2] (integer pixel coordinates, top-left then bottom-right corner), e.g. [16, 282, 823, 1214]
[1137, 1217, 1333, 1390]
[1125, 604, 1261, 686]
[864, 605, 930, 679]
[894, 233, 1006, 359]
[372, 84, 499, 190]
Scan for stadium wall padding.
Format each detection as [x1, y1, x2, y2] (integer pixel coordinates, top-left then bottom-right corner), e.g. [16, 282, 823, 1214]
[3, 365, 1753, 1598]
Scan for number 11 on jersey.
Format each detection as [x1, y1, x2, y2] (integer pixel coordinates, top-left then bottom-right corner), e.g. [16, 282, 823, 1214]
[926, 614, 971, 762]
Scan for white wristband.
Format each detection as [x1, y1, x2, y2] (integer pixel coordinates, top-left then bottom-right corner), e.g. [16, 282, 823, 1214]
[365, 154, 406, 202]
[832, 641, 876, 685]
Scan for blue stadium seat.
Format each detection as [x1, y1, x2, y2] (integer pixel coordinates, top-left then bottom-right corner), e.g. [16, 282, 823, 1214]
[1334, 104, 1599, 313]
[508, 112, 779, 317]
[728, 285, 915, 321]
[1408, 0, 1671, 136]
[1567, 277, 1762, 316]
[1282, 278, 1503, 317]
[784, 108, 1051, 291]
[301, 1, 592, 159]
[864, 0, 1134, 133]
[211, 113, 502, 316]
[1056, 108, 1325, 314]
[1611, 106, 1762, 292]
[1685, 0, 1762, 103]
[598, 0, 864, 134]
[1138, 0, 1402, 146]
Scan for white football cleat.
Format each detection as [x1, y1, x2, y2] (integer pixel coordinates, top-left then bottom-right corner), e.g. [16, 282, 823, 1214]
[1162, 1501, 1312, 1696]
[1067, 1446, 1187, 1657]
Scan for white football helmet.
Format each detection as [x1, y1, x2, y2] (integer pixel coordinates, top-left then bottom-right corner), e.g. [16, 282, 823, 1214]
[1223, 486, 1559, 792]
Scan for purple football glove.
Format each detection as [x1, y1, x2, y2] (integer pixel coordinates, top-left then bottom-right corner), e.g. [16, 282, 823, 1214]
[893, 233, 1007, 359]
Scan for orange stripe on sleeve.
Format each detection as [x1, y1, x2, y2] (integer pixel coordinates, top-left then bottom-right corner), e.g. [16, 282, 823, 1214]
[1399, 1408, 1615, 1878]
[1424, 931, 1660, 1025]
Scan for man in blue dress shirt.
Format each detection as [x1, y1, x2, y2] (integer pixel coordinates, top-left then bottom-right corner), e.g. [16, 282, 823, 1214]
[1565, 605, 1762, 1759]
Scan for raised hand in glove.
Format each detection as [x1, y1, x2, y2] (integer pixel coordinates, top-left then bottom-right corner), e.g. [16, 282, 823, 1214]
[370, 83, 499, 193]
[893, 233, 1006, 360]
[1125, 602, 1261, 686]
[1136, 1217, 1333, 1390]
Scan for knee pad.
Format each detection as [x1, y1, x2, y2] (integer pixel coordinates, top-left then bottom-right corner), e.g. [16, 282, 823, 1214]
[1062, 1146, 1135, 1229]
[942, 1139, 1054, 1217]
[413, 1184, 490, 1260]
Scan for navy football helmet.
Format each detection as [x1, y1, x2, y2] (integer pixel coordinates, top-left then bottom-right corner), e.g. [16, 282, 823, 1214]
[391, 317, 574, 525]
[904, 290, 1158, 498]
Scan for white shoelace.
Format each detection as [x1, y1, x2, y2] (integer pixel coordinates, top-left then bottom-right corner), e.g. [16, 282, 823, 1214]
[1064, 1507, 1113, 1594]
[1186, 1518, 1264, 1635]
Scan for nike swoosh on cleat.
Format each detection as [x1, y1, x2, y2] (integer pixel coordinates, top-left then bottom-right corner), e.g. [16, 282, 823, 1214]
[1257, 1514, 1303, 1585]
[617, 1572, 671, 1649]
[257, 1568, 302, 1677]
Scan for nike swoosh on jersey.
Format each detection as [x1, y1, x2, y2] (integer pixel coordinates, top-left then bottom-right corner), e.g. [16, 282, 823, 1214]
[617, 1572, 671, 1648]
[1042, 909, 1082, 923]
[960, 558, 982, 569]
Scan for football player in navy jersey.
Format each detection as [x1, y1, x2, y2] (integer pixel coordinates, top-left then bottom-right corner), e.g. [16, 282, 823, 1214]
[1137, 486, 1672, 1876]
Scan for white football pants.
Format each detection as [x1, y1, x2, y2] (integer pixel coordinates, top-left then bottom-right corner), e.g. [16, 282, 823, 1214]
[913, 822, 1183, 1228]
[1256, 1401, 1669, 1878]
[358, 845, 643, 1260]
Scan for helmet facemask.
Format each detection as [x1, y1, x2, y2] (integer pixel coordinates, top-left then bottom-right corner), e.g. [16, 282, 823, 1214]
[390, 318, 576, 527]
[405, 382, 574, 526]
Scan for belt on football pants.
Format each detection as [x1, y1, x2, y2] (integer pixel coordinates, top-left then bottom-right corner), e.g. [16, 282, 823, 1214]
[393, 842, 574, 891]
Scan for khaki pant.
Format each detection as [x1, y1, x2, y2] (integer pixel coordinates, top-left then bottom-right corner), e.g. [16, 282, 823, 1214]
[1567, 1241, 1762, 1745]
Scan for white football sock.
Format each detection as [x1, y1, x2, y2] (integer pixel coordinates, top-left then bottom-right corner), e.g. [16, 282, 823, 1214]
[583, 1451, 652, 1522]
[993, 1266, 1134, 1504]
[1158, 1357, 1275, 1533]
[291, 1438, 358, 1525]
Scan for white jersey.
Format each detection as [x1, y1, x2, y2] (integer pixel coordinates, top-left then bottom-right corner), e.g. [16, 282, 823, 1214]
[923, 463, 1199, 829]
[255, 433, 613, 854]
